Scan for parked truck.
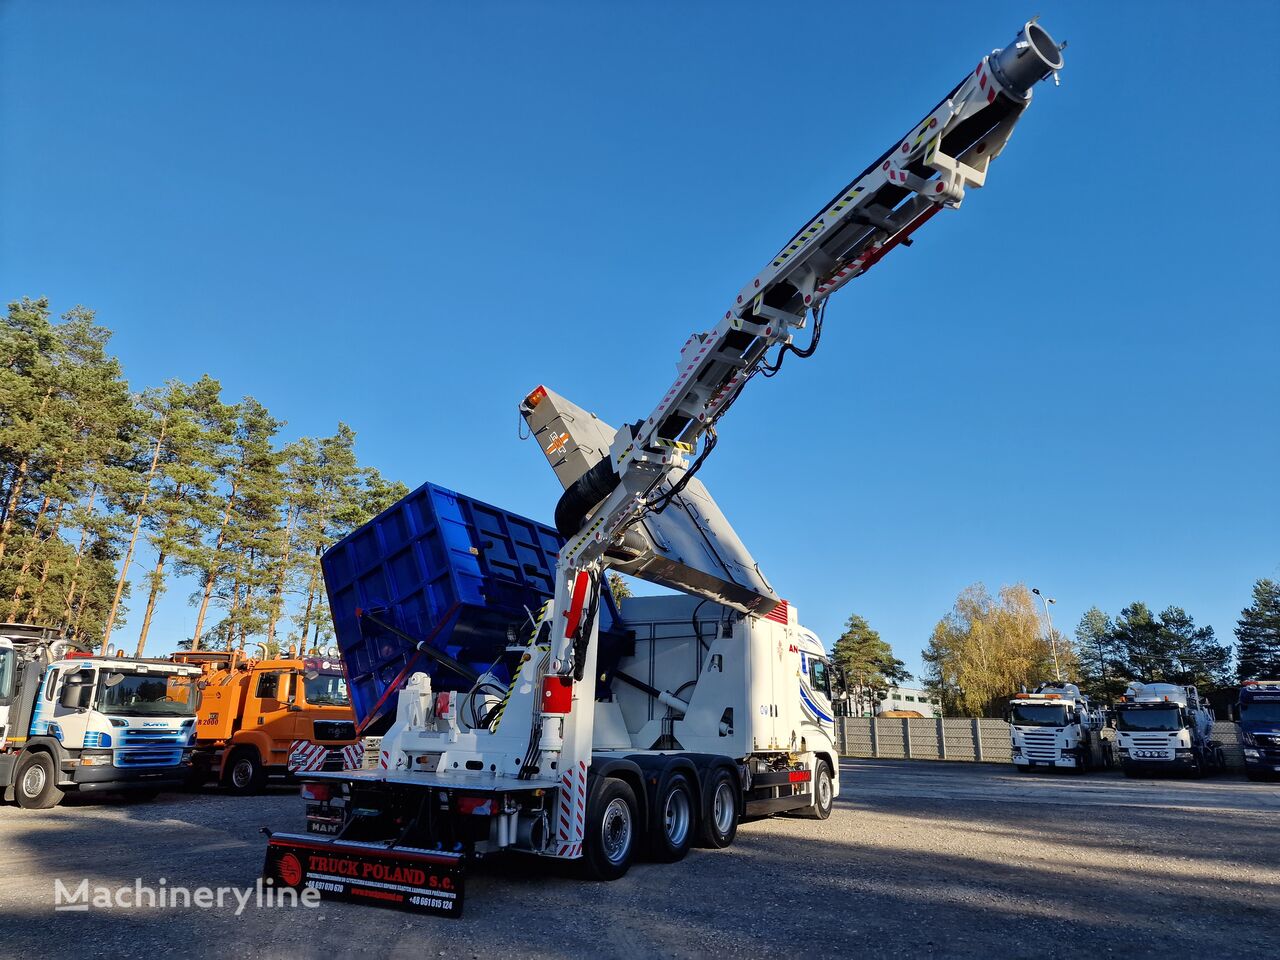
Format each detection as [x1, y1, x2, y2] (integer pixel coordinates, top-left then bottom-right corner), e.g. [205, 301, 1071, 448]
[1234, 680, 1280, 781]
[1113, 682, 1225, 777]
[173, 650, 361, 793]
[0, 623, 202, 808]
[1009, 681, 1113, 773]
[262, 19, 1066, 915]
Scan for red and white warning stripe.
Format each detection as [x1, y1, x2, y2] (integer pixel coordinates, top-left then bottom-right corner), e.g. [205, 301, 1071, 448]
[341, 742, 364, 770]
[554, 760, 588, 859]
[287, 739, 329, 773]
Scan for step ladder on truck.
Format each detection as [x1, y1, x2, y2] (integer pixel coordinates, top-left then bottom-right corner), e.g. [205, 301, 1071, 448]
[262, 19, 1067, 916]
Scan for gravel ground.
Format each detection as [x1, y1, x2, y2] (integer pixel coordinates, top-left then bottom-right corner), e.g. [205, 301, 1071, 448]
[1, 759, 1277, 960]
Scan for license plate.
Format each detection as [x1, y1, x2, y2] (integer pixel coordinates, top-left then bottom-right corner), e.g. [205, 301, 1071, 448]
[1133, 750, 1165, 759]
[264, 834, 465, 918]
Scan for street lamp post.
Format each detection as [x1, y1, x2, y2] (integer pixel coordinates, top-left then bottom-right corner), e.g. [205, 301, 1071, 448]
[1032, 587, 1062, 682]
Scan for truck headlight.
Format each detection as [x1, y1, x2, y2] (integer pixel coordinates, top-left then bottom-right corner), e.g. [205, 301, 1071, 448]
[79, 751, 114, 767]
[1174, 748, 1193, 757]
[1244, 749, 1260, 759]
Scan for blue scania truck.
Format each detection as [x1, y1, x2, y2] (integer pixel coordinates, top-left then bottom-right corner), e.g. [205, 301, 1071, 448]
[1235, 681, 1280, 781]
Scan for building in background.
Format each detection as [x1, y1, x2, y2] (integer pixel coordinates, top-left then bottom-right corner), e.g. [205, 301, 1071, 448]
[877, 685, 941, 718]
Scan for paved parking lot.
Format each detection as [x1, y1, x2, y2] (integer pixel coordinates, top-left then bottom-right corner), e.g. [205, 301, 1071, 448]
[1, 760, 1277, 959]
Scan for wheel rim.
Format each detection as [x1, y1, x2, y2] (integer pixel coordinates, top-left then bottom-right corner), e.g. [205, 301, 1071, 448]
[663, 786, 691, 847]
[232, 759, 254, 788]
[600, 796, 632, 865]
[21, 763, 46, 798]
[818, 768, 832, 809]
[712, 780, 736, 834]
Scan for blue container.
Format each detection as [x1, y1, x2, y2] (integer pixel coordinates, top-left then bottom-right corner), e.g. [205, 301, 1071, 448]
[322, 481, 628, 732]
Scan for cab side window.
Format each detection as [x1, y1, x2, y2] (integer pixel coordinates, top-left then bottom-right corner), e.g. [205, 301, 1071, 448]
[44, 669, 60, 700]
[809, 659, 831, 699]
[255, 672, 279, 700]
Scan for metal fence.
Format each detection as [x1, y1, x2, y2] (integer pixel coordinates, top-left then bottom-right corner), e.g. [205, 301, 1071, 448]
[836, 717, 1246, 768]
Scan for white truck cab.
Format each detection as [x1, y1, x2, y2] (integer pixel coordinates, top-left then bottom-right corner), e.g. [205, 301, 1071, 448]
[1009, 682, 1112, 772]
[1113, 682, 1223, 777]
[0, 624, 203, 808]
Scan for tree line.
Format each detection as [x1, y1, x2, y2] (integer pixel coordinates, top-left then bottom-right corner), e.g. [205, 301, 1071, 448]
[0, 298, 406, 656]
[917, 578, 1280, 716]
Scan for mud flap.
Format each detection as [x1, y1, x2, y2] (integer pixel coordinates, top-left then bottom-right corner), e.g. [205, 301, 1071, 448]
[264, 832, 466, 917]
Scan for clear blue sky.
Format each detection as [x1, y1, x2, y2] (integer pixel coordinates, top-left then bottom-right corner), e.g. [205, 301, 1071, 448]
[2, 2, 1277, 679]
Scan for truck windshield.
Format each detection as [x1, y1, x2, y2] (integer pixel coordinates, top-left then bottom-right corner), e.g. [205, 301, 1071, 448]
[1011, 703, 1069, 726]
[1240, 701, 1280, 724]
[98, 673, 198, 717]
[1116, 706, 1182, 732]
[303, 672, 350, 707]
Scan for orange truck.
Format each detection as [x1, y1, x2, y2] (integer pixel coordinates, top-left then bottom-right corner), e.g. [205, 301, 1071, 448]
[173, 651, 361, 794]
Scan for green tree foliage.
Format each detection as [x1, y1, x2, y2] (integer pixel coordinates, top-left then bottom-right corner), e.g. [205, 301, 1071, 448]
[1107, 601, 1231, 693]
[0, 297, 402, 656]
[922, 583, 1076, 717]
[1074, 606, 1126, 702]
[1236, 579, 1280, 682]
[831, 614, 910, 716]
[607, 573, 632, 607]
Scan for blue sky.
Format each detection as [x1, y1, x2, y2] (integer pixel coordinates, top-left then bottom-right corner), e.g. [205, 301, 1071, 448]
[2, 2, 1277, 679]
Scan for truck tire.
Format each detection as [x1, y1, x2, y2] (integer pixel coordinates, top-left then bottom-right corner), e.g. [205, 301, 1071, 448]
[697, 766, 739, 848]
[223, 748, 267, 795]
[648, 771, 696, 863]
[581, 777, 638, 881]
[802, 760, 834, 820]
[14, 752, 64, 810]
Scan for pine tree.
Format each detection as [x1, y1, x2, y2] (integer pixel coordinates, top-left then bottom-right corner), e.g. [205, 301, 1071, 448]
[1108, 602, 1231, 693]
[132, 377, 226, 656]
[831, 614, 910, 716]
[1074, 606, 1126, 701]
[1236, 578, 1280, 682]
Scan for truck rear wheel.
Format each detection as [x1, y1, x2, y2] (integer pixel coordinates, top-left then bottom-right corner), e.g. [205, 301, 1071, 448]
[648, 771, 695, 863]
[14, 752, 64, 810]
[223, 749, 266, 795]
[581, 777, 638, 881]
[697, 766, 739, 848]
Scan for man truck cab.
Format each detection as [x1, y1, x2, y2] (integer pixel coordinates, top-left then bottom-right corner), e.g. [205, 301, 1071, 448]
[1234, 680, 1280, 781]
[0, 623, 202, 808]
[174, 651, 359, 794]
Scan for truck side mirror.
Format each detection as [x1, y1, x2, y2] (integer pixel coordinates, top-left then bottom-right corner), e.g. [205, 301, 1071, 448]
[60, 680, 91, 710]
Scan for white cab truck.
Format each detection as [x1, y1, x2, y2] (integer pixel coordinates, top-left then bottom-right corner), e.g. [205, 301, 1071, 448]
[263, 19, 1066, 916]
[1009, 682, 1112, 773]
[0, 623, 202, 808]
[1113, 682, 1225, 777]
